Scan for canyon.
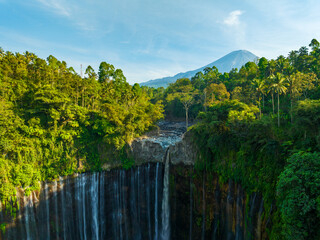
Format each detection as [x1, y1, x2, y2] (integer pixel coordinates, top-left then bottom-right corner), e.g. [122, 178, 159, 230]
[0, 122, 269, 240]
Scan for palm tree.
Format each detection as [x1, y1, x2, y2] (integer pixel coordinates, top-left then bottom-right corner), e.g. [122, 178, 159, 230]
[266, 74, 276, 115]
[286, 73, 300, 123]
[252, 78, 266, 119]
[266, 60, 277, 114]
[273, 73, 288, 127]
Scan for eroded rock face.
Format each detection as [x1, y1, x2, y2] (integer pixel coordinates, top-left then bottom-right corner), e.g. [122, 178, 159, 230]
[169, 166, 269, 240]
[129, 121, 191, 165]
[130, 139, 166, 163]
[168, 131, 197, 166]
[129, 121, 197, 166]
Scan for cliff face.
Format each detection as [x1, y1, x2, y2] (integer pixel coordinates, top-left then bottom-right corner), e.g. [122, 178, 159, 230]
[0, 164, 165, 240]
[0, 124, 270, 240]
[169, 165, 269, 240]
[129, 130, 197, 166]
[129, 128, 269, 239]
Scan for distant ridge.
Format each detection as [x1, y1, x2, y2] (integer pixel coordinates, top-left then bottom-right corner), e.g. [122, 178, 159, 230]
[140, 50, 258, 88]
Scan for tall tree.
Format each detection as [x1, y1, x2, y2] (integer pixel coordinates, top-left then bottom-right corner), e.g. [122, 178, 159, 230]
[98, 62, 115, 83]
[204, 83, 230, 107]
[273, 73, 287, 127]
[166, 78, 198, 130]
[252, 78, 266, 119]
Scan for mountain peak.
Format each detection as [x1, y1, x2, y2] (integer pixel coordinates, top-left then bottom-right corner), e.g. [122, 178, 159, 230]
[140, 50, 258, 88]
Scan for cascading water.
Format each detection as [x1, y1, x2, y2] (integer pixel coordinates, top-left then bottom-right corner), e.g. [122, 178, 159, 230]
[0, 122, 268, 240]
[59, 177, 67, 240]
[161, 149, 170, 240]
[0, 164, 165, 240]
[44, 182, 50, 240]
[99, 173, 106, 240]
[189, 171, 193, 240]
[52, 180, 59, 240]
[23, 196, 30, 240]
[90, 173, 99, 240]
[147, 164, 152, 240]
[154, 162, 159, 240]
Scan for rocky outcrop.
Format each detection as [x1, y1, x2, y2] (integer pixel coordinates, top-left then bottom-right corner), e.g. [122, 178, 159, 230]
[168, 131, 197, 165]
[129, 123, 197, 166]
[130, 138, 166, 163]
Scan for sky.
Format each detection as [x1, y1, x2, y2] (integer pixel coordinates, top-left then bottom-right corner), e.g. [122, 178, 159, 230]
[1, 0, 320, 84]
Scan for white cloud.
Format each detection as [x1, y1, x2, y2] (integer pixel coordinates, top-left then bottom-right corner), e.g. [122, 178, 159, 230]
[223, 10, 244, 26]
[35, 0, 70, 17]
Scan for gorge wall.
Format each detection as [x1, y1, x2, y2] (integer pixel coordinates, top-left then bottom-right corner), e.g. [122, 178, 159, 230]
[0, 126, 270, 240]
[0, 163, 166, 240]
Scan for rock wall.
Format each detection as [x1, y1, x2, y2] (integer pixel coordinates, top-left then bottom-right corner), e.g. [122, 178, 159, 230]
[0, 163, 165, 240]
[0, 127, 271, 240]
[169, 165, 269, 240]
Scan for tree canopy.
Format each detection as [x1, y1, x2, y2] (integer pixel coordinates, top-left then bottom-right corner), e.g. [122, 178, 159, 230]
[0, 49, 163, 202]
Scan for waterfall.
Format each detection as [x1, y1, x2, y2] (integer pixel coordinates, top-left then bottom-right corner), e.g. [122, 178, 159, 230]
[147, 164, 152, 240]
[113, 170, 122, 240]
[44, 182, 50, 240]
[24, 193, 38, 240]
[52, 180, 59, 240]
[90, 173, 99, 240]
[99, 172, 106, 239]
[154, 162, 159, 240]
[130, 167, 141, 240]
[189, 170, 193, 240]
[75, 173, 83, 240]
[82, 174, 87, 240]
[59, 177, 67, 240]
[65, 176, 75, 239]
[119, 171, 123, 240]
[1, 163, 170, 240]
[161, 149, 170, 240]
[137, 167, 141, 226]
[122, 170, 129, 240]
[24, 196, 31, 240]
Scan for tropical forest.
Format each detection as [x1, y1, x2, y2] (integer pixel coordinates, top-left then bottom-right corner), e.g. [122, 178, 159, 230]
[1, 38, 320, 240]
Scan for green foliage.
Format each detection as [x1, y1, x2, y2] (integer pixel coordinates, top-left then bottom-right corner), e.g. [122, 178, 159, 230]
[0, 223, 6, 235]
[184, 37, 320, 237]
[166, 78, 199, 128]
[277, 152, 320, 240]
[118, 149, 134, 170]
[0, 49, 163, 203]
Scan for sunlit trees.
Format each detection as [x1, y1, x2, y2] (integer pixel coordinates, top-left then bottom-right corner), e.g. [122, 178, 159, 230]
[0, 48, 164, 201]
[166, 78, 198, 130]
[287, 71, 317, 122]
[204, 83, 230, 107]
[273, 73, 287, 127]
[98, 62, 115, 83]
[251, 78, 266, 119]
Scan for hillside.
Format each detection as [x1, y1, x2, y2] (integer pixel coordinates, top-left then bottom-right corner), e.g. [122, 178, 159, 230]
[140, 50, 258, 88]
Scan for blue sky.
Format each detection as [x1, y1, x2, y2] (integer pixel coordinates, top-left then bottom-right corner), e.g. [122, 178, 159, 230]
[1, 0, 320, 84]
